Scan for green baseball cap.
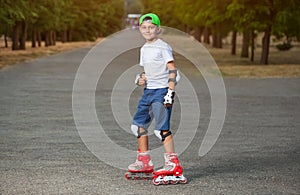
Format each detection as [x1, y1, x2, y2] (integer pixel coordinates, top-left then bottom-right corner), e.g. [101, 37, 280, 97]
[139, 13, 161, 26]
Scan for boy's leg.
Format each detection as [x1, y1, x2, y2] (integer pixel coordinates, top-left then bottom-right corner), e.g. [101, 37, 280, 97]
[127, 93, 153, 175]
[161, 130, 174, 153]
[131, 89, 152, 152]
[137, 127, 149, 152]
[127, 126, 154, 178]
[152, 135, 187, 185]
[126, 149, 154, 179]
[151, 101, 174, 153]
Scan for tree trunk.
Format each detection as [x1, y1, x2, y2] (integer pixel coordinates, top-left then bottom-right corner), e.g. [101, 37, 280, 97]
[49, 31, 54, 46]
[203, 27, 210, 44]
[217, 25, 222, 48]
[212, 23, 222, 48]
[52, 31, 56, 45]
[45, 31, 50, 47]
[32, 29, 37, 48]
[185, 25, 190, 34]
[67, 30, 72, 42]
[231, 30, 237, 55]
[45, 31, 48, 47]
[12, 21, 21, 50]
[37, 30, 42, 47]
[260, 25, 271, 65]
[241, 30, 250, 58]
[19, 20, 27, 50]
[217, 32, 222, 48]
[212, 33, 217, 48]
[250, 30, 255, 62]
[4, 33, 8, 48]
[61, 30, 67, 43]
[194, 26, 202, 42]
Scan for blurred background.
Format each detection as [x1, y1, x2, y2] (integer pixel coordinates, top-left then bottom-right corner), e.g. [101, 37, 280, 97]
[1, 0, 300, 65]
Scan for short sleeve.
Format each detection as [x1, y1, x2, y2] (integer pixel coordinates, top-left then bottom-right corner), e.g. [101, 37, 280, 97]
[139, 47, 144, 66]
[162, 45, 174, 64]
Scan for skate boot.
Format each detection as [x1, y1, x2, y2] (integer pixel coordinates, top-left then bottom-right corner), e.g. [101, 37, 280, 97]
[152, 153, 187, 185]
[125, 150, 154, 180]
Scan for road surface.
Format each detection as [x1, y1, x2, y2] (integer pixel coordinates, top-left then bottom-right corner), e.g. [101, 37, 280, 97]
[1, 38, 299, 194]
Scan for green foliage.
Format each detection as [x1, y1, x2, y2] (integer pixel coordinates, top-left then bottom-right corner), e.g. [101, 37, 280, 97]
[273, 0, 300, 41]
[1, 0, 299, 46]
[226, 0, 267, 32]
[0, 0, 124, 42]
[276, 42, 293, 51]
[0, 0, 27, 34]
[0, 0, 26, 23]
[138, 0, 300, 42]
[141, 0, 182, 29]
[138, 0, 299, 64]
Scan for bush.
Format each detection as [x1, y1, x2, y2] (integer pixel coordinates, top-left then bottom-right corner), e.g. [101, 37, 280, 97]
[276, 43, 293, 51]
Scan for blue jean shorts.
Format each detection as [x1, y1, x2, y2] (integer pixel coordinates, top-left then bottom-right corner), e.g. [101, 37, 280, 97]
[132, 88, 172, 131]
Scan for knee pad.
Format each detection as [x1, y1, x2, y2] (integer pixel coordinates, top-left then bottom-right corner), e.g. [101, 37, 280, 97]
[131, 124, 148, 138]
[154, 130, 172, 142]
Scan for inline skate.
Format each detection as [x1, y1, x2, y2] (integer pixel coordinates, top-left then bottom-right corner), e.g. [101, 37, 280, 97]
[125, 150, 154, 180]
[152, 153, 187, 185]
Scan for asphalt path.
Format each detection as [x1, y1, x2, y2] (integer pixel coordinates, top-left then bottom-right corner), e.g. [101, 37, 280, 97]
[1, 40, 299, 194]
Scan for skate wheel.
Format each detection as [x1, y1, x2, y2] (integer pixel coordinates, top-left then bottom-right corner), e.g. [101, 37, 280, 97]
[152, 179, 160, 186]
[125, 173, 130, 180]
[180, 177, 187, 184]
[162, 180, 169, 185]
[134, 175, 142, 180]
[171, 180, 178, 185]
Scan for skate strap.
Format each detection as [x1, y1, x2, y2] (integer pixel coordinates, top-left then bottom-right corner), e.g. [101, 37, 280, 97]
[168, 69, 177, 84]
[137, 127, 148, 138]
[161, 131, 172, 142]
[169, 69, 177, 76]
[168, 78, 176, 83]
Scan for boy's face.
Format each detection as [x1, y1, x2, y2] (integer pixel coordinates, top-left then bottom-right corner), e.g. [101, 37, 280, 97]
[139, 21, 160, 42]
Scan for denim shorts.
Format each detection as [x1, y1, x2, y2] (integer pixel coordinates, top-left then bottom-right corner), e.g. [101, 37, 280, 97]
[132, 87, 172, 131]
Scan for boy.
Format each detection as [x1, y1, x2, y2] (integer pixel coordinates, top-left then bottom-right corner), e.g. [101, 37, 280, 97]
[126, 13, 186, 185]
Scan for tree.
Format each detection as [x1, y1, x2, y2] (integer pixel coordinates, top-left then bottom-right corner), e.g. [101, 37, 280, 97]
[0, 0, 28, 50]
[227, 0, 262, 60]
[141, 0, 182, 29]
[273, 0, 300, 43]
[173, 0, 232, 47]
[125, 0, 142, 15]
[201, 0, 232, 48]
[0, 0, 125, 50]
[173, 0, 205, 40]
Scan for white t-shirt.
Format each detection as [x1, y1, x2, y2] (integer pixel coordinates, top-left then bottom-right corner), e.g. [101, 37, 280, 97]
[139, 39, 174, 89]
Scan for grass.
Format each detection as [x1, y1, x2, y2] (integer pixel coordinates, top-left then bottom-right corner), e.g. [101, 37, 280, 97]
[0, 40, 101, 70]
[0, 38, 299, 78]
[207, 43, 300, 78]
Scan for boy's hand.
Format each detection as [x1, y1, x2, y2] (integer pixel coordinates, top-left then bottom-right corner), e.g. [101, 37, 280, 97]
[164, 88, 175, 107]
[135, 72, 147, 86]
[138, 78, 146, 86]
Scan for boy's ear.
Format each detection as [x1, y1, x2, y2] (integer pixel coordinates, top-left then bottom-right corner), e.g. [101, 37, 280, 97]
[157, 27, 161, 34]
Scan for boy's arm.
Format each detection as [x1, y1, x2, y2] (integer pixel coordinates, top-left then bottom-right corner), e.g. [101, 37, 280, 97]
[167, 61, 176, 90]
[164, 61, 177, 107]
